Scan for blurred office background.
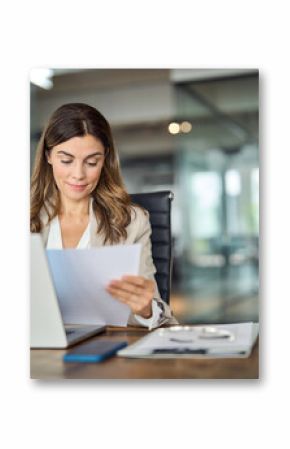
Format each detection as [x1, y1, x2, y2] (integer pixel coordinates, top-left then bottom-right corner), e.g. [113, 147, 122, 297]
[30, 68, 259, 325]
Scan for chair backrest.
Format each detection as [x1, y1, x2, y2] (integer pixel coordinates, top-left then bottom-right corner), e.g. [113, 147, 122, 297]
[130, 191, 173, 304]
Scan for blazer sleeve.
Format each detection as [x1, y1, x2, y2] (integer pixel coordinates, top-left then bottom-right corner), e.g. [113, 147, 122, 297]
[127, 207, 178, 327]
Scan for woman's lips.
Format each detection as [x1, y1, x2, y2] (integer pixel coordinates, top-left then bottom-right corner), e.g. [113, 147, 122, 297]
[66, 183, 88, 191]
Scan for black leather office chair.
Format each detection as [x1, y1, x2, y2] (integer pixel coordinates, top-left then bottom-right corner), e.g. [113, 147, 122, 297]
[130, 191, 174, 304]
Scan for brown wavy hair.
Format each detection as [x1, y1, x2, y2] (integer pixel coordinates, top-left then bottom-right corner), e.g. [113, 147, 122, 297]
[30, 103, 135, 244]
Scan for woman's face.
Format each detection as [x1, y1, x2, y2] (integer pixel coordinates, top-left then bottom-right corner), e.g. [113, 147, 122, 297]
[47, 134, 106, 203]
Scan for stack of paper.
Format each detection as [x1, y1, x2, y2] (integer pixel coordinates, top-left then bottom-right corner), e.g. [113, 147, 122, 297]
[118, 322, 259, 358]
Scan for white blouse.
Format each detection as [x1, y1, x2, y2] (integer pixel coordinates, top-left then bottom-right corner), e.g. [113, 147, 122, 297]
[46, 215, 162, 329]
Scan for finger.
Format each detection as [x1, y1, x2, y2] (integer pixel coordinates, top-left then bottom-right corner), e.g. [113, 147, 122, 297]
[108, 280, 144, 296]
[120, 276, 155, 294]
[120, 275, 148, 287]
[106, 286, 141, 305]
[107, 285, 153, 309]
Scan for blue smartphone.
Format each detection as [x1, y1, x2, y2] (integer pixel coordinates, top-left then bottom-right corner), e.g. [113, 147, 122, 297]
[63, 340, 128, 363]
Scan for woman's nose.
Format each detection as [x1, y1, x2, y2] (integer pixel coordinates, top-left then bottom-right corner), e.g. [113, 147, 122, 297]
[72, 163, 85, 180]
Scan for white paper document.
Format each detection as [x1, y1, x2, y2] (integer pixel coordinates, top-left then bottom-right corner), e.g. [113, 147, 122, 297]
[46, 244, 141, 326]
[118, 322, 259, 358]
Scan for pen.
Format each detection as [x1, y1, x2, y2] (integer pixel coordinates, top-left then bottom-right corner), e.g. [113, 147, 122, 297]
[153, 348, 207, 354]
[152, 348, 247, 355]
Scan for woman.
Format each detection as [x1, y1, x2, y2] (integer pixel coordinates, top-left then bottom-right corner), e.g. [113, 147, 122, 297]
[31, 103, 177, 328]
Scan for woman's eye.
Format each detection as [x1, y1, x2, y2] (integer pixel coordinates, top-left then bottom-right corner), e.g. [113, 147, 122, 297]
[61, 160, 72, 164]
[59, 160, 99, 166]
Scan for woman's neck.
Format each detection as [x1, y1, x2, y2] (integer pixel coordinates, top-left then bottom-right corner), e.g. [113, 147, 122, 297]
[59, 197, 90, 221]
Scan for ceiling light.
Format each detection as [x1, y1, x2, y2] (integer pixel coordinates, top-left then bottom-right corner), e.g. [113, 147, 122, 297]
[168, 122, 180, 134]
[30, 68, 54, 90]
[180, 121, 192, 133]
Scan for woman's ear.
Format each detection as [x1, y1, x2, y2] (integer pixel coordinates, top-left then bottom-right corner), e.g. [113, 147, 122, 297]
[45, 150, 52, 164]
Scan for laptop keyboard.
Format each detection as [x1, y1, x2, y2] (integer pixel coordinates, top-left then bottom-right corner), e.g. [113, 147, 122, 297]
[66, 329, 76, 335]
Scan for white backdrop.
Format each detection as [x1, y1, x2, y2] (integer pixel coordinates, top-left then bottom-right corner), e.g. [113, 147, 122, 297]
[1, 1, 288, 448]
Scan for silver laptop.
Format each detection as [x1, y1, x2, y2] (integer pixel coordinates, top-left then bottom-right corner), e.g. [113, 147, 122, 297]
[30, 233, 105, 348]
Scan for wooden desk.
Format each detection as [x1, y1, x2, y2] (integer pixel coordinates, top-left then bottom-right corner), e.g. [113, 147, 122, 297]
[31, 327, 259, 379]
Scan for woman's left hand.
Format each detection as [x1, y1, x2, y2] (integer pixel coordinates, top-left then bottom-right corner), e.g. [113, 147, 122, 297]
[106, 275, 155, 318]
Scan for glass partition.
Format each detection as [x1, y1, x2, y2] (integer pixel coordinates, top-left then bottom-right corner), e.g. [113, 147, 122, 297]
[173, 72, 259, 324]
